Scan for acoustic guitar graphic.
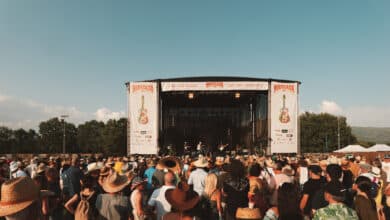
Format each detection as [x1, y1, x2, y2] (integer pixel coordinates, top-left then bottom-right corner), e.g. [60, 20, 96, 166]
[279, 94, 291, 123]
[138, 95, 149, 125]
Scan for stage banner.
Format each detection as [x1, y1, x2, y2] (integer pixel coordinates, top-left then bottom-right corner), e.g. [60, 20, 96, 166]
[128, 82, 159, 154]
[161, 81, 268, 91]
[270, 82, 299, 153]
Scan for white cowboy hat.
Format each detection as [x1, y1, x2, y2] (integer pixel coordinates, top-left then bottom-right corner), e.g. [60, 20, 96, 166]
[193, 157, 208, 168]
[87, 162, 103, 173]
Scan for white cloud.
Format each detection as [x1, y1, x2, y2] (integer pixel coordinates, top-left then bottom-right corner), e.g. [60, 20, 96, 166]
[319, 100, 343, 115]
[94, 108, 125, 122]
[316, 100, 390, 127]
[344, 106, 390, 127]
[0, 92, 126, 129]
[0, 92, 90, 129]
[0, 93, 10, 102]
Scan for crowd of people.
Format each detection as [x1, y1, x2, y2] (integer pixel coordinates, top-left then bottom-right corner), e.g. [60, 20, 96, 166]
[0, 152, 389, 220]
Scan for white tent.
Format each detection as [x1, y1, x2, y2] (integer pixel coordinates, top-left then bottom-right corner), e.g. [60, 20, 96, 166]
[334, 145, 372, 153]
[369, 144, 390, 152]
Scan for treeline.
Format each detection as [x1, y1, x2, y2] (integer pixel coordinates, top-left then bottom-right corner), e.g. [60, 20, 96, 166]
[300, 112, 357, 152]
[0, 118, 127, 154]
[0, 113, 360, 154]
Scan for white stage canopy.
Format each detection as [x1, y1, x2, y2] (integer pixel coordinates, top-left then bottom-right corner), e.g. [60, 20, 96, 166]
[369, 144, 390, 152]
[334, 145, 372, 153]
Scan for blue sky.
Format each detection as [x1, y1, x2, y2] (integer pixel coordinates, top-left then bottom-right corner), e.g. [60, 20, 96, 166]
[0, 0, 389, 128]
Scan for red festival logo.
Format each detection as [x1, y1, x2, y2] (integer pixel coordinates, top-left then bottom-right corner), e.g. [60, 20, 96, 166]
[138, 95, 149, 125]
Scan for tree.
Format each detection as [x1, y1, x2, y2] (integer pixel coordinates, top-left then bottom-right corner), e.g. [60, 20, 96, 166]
[39, 118, 77, 153]
[300, 112, 357, 153]
[13, 129, 40, 153]
[0, 126, 14, 153]
[102, 118, 127, 155]
[77, 120, 105, 153]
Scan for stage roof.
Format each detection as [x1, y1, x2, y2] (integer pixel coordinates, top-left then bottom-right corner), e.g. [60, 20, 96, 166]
[126, 76, 301, 85]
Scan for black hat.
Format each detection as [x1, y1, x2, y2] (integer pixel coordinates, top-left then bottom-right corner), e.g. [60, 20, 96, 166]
[309, 165, 322, 175]
[325, 181, 345, 197]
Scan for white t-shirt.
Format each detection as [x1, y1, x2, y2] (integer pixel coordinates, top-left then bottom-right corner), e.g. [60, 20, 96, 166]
[299, 167, 309, 185]
[188, 168, 208, 196]
[148, 185, 176, 220]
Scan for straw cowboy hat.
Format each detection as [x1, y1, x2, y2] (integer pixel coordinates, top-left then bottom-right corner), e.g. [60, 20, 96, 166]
[236, 208, 262, 220]
[165, 187, 199, 211]
[99, 166, 111, 177]
[102, 172, 130, 193]
[282, 165, 295, 177]
[36, 163, 47, 174]
[193, 157, 208, 168]
[0, 177, 53, 217]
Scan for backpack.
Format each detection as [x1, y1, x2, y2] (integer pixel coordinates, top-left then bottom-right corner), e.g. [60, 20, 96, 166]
[74, 192, 95, 220]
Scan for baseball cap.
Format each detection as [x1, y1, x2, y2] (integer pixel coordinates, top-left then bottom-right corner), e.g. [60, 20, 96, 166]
[325, 181, 345, 197]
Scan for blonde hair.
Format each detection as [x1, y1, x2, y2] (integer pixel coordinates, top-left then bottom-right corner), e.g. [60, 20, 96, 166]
[204, 173, 218, 197]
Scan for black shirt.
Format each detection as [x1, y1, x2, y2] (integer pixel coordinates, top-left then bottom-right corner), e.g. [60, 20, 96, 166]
[302, 177, 326, 215]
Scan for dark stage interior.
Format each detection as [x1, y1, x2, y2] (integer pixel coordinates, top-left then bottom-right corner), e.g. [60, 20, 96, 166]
[160, 91, 268, 154]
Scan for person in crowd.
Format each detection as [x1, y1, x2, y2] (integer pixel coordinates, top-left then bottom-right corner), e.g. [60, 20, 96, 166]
[0, 177, 53, 220]
[223, 159, 249, 220]
[85, 162, 103, 195]
[130, 177, 147, 220]
[143, 159, 156, 196]
[353, 175, 380, 220]
[163, 181, 200, 220]
[348, 156, 360, 179]
[95, 172, 131, 220]
[373, 158, 387, 191]
[312, 164, 344, 211]
[300, 164, 326, 218]
[61, 155, 83, 201]
[33, 163, 50, 220]
[188, 155, 208, 196]
[152, 160, 166, 189]
[10, 161, 27, 179]
[297, 158, 309, 190]
[263, 182, 302, 220]
[313, 181, 358, 220]
[341, 158, 354, 189]
[45, 167, 62, 220]
[198, 173, 223, 220]
[64, 175, 98, 219]
[247, 163, 269, 214]
[269, 160, 292, 206]
[382, 155, 390, 189]
[25, 156, 39, 178]
[381, 184, 390, 220]
[148, 171, 176, 220]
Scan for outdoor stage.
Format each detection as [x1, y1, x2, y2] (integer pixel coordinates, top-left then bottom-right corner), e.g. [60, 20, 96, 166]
[126, 77, 300, 155]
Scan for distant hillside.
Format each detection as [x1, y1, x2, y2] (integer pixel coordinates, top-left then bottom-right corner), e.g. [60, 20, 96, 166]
[352, 127, 390, 144]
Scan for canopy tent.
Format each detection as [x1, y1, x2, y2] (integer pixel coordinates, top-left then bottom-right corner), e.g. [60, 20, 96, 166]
[369, 144, 390, 152]
[334, 145, 372, 153]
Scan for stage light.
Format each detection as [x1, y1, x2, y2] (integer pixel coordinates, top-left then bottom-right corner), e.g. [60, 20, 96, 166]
[188, 92, 194, 99]
[235, 92, 241, 99]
